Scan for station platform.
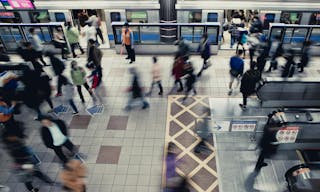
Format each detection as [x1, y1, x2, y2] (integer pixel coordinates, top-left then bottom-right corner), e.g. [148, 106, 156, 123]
[0, 49, 320, 192]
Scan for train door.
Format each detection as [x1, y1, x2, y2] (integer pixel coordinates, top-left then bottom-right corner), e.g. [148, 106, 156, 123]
[48, 10, 72, 23]
[29, 10, 50, 23]
[259, 11, 281, 35]
[105, 9, 125, 48]
[0, 26, 24, 52]
[309, 12, 320, 25]
[280, 11, 302, 24]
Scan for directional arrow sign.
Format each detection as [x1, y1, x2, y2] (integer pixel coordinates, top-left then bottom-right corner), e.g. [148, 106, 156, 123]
[53, 104, 69, 115]
[86, 105, 104, 116]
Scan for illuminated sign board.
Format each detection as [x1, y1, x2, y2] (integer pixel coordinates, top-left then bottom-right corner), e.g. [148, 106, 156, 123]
[0, 11, 15, 18]
[1, 0, 35, 10]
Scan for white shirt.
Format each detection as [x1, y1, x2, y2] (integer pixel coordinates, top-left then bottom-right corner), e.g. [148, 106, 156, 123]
[48, 123, 67, 146]
[87, 15, 99, 28]
[83, 26, 97, 41]
[30, 34, 43, 51]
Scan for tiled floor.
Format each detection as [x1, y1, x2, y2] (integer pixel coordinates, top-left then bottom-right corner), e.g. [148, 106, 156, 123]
[0, 48, 320, 192]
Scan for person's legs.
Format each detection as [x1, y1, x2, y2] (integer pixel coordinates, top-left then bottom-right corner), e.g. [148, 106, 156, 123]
[249, 48, 254, 64]
[228, 75, 235, 95]
[93, 86, 103, 104]
[77, 42, 85, 54]
[157, 81, 163, 95]
[38, 54, 47, 66]
[254, 152, 267, 172]
[125, 45, 131, 60]
[57, 75, 63, 95]
[69, 99, 79, 113]
[33, 169, 53, 184]
[131, 48, 136, 62]
[77, 85, 85, 103]
[25, 181, 35, 191]
[96, 28, 104, 43]
[70, 43, 77, 58]
[62, 139, 76, 154]
[148, 81, 155, 95]
[46, 98, 54, 109]
[83, 82, 93, 96]
[175, 79, 183, 92]
[53, 146, 68, 163]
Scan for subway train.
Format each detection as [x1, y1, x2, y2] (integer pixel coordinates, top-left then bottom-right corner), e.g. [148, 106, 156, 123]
[0, 0, 320, 50]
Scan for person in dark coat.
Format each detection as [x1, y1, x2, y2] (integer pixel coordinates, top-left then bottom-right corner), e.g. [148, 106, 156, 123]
[281, 49, 295, 78]
[298, 41, 311, 73]
[17, 42, 44, 75]
[182, 62, 197, 101]
[125, 68, 149, 111]
[0, 45, 10, 62]
[239, 68, 261, 110]
[45, 51, 66, 97]
[197, 33, 211, 77]
[255, 112, 280, 172]
[39, 116, 77, 164]
[171, 57, 185, 92]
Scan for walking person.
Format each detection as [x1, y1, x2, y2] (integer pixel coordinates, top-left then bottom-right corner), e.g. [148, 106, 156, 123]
[28, 27, 48, 66]
[239, 68, 261, 110]
[39, 116, 77, 164]
[53, 26, 68, 60]
[0, 45, 10, 62]
[66, 22, 85, 58]
[122, 22, 135, 64]
[125, 68, 149, 111]
[236, 28, 248, 58]
[82, 22, 97, 53]
[87, 63, 103, 106]
[146, 56, 163, 96]
[194, 107, 210, 154]
[298, 41, 311, 73]
[267, 36, 283, 72]
[182, 62, 197, 101]
[87, 12, 104, 44]
[228, 50, 244, 95]
[59, 159, 87, 192]
[229, 23, 238, 48]
[197, 33, 211, 77]
[71, 60, 94, 103]
[87, 39, 103, 67]
[171, 56, 185, 93]
[61, 77, 79, 115]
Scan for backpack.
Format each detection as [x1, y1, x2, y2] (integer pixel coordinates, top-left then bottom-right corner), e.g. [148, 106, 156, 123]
[241, 34, 247, 44]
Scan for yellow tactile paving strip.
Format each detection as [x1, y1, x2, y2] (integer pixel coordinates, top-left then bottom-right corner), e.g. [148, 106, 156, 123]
[162, 95, 219, 192]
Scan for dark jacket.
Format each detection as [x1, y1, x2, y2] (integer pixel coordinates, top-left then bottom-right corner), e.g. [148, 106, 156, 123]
[240, 69, 260, 95]
[41, 120, 68, 149]
[131, 74, 143, 99]
[88, 46, 102, 66]
[49, 55, 65, 75]
[197, 38, 211, 60]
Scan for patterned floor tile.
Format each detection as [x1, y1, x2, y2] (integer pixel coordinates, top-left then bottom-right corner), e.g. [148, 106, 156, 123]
[69, 115, 91, 129]
[107, 116, 129, 130]
[96, 146, 121, 164]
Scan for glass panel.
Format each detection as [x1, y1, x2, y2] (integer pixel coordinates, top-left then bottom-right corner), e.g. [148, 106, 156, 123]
[309, 12, 320, 25]
[263, 13, 275, 30]
[131, 26, 140, 43]
[189, 11, 202, 23]
[0, 26, 22, 51]
[283, 28, 294, 44]
[207, 27, 218, 44]
[181, 26, 193, 41]
[40, 27, 51, 42]
[114, 26, 123, 44]
[126, 11, 147, 23]
[193, 26, 204, 43]
[270, 27, 283, 40]
[292, 28, 308, 43]
[207, 13, 218, 22]
[140, 26, 160, 44]
[281, 12, 302, 24]
[310, 28, 320, 44]
[110, 12, 121, 22]
[55, 13, 66, 22]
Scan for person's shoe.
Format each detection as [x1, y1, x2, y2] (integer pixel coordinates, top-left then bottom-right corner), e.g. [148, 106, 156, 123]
[298, 70, 303, 73]
[228, 89, 233, 96]
[72, 112, 79, 116]
[81, 51, 85, 55]
[55, 93, 62, 97]
[177, 88, 183, 92]
[129, 61, 134, 64]
[158, 92, 163, 96]
[33, 116, 40, 121]
[47, 109, 54, 113]
[125, 57, 130, 60]
[239, 104, 247, 110]
[262, 162, 268, 167]
[142, 102, 149, 109]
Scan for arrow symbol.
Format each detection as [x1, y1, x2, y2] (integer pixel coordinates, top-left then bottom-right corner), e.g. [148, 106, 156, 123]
[86, 105, 104, 116]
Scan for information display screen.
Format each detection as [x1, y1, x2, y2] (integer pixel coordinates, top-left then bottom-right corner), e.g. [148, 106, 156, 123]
[1, 0, 35, 10]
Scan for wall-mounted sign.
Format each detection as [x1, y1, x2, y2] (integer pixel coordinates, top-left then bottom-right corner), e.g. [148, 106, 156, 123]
[1, 0, 35, 10]
[230, 120, 257, 132]
[276, 126, 299, 143]
[0, 11, 15, 18]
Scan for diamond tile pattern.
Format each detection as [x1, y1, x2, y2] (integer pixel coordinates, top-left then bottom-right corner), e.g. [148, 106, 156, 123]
[69, 115, 91, 129]
[107, 116, 129, 130]
[163, 96, 219, 192]
[96, 146, 121, 164]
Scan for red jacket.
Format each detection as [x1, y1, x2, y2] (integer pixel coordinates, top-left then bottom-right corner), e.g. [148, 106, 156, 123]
[172, 58, 184, 80]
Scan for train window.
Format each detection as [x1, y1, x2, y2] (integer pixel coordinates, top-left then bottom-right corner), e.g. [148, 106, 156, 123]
[280, 12, 302, 24]
[110, 12, 121, 22]
[309, 12, 320, 25]
[55, 13, 66, 22]
[114, 26, 123, 44]
[263, 13, 275, 30]
[194, 27, 204, 43]
[140, 26, 160, 43]
[126, 11, 147, 23]
[270, 27, 283, 40]
[291, 28, 308, 43]
[283, 28, 294, 44]
[181, 26, 193, 41]
[310, 28, 320, 44]
[207, 27, 218, 44]
[30, 11, 50, 23]
[189, 11, 202, 23]
[207, 13, 218, 22]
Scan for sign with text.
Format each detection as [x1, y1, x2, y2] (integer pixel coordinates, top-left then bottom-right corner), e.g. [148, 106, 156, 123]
[4, 0, 35, 10]
[230, 120, 257, 132]
[0, 11, 14, 18]
[276, 126, 299, 143]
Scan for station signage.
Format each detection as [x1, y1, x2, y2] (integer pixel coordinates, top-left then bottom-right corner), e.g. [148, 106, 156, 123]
[0, 11, 14, 18]
[276, 126, 299, 143]
[1, 0, 35, 10]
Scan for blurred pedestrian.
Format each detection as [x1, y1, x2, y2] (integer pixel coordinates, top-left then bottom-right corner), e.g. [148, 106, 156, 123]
[197, 33, 211, 77]
[39, 116, 77, 164]
[125, 68, 149, 110]
[229, 23, 238, 48]
[29, 27, 48, 66]
[267, 35, 283, 72]
[228, 50, 244, 95]
[146, 56, 163, 96]
[53, 26, 68, 60]
[87, 63, 103, 106]
[171, 56, 184, 92]
[82, 22, 97, 53]
[239, 68, 261, 110]
[87, 39, 103, 67]
[59, 159, 87, 192]
[87, 11, 104, 44]
[71, 60, 94, 103]
[194, 107, 210, 154]
[281, 49, 296, 78]
[66, 22, 85, 58]
[61, 77, 79, 115]
[182, 61, 197, 101]
[122, 22, 135, 64]
[175, 37, 190, 61]
[45, 51, 66, 97]
[20, 42, 44, 75]
[298, 41, 311, 73]
[236, 28, 247, 58]
[0, 45, 10, 62]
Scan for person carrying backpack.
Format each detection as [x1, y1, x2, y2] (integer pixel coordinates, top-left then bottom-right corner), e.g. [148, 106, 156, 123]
[197, 33, 211, 77]
[239, 68, 261, 110]
[236, 28, 248, 58]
